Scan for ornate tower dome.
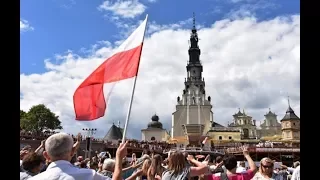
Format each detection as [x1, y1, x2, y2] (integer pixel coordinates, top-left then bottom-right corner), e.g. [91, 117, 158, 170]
[147, 114, 163, 129]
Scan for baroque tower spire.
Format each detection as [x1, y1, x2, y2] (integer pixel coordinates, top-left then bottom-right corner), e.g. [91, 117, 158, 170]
[180, 13, 207, 106]
[172, 13, 214, 138]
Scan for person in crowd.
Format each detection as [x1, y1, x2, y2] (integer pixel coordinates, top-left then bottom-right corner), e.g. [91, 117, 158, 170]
[29, 132, 128, 180]
[130, 153, 137, 165]
[206, 146, 257, 180]
[276, 166, 290, 180]
[291, 165, 299, 180]
[20, 152, 45, 180]
[100, 159, 116, 178]
[138, 158, 152, 180]
[147, 154, 165, 180]
[90, 161, 99, 171]
[209, 156, 226, 174]
[252, 157, 278, 180]
[280, 161, 299, 175]
[122, 158, 143, 179]
[125, 158, 151, 180]
[80, 161, 88, 168]
[21, 149, 29, 172]
[162, 151, 208, 180]
[78, 156, 84, 162]
[20, 131, 300, 180]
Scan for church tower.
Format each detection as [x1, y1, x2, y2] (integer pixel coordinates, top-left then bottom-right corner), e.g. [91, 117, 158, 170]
[172, 13, 213, 143]
[281, 97, 300, 140]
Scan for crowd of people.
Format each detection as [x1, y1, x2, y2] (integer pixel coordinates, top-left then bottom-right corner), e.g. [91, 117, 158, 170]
[20, 132, 300, 180]
[21, 129, 297, 158]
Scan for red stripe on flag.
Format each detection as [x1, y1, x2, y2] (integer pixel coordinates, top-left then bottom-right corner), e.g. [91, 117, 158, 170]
[73, 44, 143, 120]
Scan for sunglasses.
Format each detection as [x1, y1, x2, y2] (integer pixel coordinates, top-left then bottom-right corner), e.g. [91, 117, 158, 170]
[262, 164, 273, 169]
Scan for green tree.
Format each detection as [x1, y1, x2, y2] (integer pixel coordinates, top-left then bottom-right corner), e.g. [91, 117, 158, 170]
[20, 110, 28, 130]
[20, 104, 63, 133]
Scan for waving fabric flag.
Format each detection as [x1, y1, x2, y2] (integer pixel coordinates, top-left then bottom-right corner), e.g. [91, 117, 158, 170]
[73, 16, 148, 121]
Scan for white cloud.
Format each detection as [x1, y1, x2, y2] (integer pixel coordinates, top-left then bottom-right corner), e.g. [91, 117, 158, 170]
[146, 0, 157, 3]
[20, 19, 34, 32]
[20, 15, 300, 139]
[98, 0, 146, 19]
[226, 0, 278, 19]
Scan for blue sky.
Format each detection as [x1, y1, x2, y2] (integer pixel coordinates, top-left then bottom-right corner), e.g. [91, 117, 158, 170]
[21, 0, 299, 75]
[20, 0, 300, 139]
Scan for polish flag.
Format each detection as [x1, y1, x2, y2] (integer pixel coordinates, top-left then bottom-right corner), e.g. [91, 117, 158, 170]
[73, 15, 148, 121]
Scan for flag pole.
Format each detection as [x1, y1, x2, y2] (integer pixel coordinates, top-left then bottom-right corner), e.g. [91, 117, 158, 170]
[122, 14, 149, 143]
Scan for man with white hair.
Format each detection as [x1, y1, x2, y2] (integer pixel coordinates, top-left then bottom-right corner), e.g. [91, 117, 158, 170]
[29, 132, 128, 180]
[99, 159, 116, 178]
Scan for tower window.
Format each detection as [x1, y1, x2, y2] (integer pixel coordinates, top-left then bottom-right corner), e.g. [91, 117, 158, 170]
[219, 136, 222, 140]
[193, 70, 196, 74]
[151, 137, 155, 141]
[293, 123, 296, 126]
[229, 136, 232, 140]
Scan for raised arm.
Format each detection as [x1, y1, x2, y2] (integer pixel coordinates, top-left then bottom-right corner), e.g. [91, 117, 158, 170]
[188, 155, 209, 177]
[73, 133, 81, 152]
[113, 141, 128, 180]
[242, 146, 257, 174]
[34, 140, 45, 154]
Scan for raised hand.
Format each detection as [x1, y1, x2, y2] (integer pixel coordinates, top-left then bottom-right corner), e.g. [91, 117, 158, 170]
[241, 145, 249, 156]
[155, 174, 161, 180]
[204, 154, 210, 162]
[116, 141, 128, 159]
[40, 140, 46, 148]
[187, 154, 195, 161]
[77, 133, 81, 142]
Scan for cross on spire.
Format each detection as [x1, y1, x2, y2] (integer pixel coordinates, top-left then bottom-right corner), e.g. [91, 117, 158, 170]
[287, 96, 291, 107]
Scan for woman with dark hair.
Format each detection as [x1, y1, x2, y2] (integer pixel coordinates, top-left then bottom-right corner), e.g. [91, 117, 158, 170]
[205, 146, 257, 180]
[20, 152, 44, 180]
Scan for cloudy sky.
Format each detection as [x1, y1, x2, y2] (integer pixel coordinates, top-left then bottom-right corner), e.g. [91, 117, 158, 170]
[20, 0, 300, 139]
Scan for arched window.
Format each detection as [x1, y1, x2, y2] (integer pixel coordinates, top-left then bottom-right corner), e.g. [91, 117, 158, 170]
[151, 137, 155, 141]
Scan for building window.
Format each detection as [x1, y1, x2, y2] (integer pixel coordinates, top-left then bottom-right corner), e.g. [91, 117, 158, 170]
[286, 132, 290, 137]
[229, 136, 232, 140]
[293, 123, 296, 126]
[219, 136, 222, 140]
[151, 137, 155, 141]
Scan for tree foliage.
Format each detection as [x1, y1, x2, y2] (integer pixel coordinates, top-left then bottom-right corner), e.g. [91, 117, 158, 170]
[20, 104, 62, 133]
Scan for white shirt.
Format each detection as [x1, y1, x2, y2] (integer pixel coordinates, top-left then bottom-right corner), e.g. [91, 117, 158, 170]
[291, 165, 300, 180]
[236, 166, 246, 173]
[29, 160, 111, 180]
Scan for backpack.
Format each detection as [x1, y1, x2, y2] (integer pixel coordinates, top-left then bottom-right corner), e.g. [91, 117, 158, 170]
[212, 167, 224, 174]
[220, 172, 229, 180]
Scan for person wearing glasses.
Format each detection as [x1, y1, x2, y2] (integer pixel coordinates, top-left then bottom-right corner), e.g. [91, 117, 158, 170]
[252, 157, 281, 180]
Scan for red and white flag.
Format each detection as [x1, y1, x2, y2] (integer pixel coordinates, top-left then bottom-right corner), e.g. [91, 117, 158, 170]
[73, 15, 148, 120]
